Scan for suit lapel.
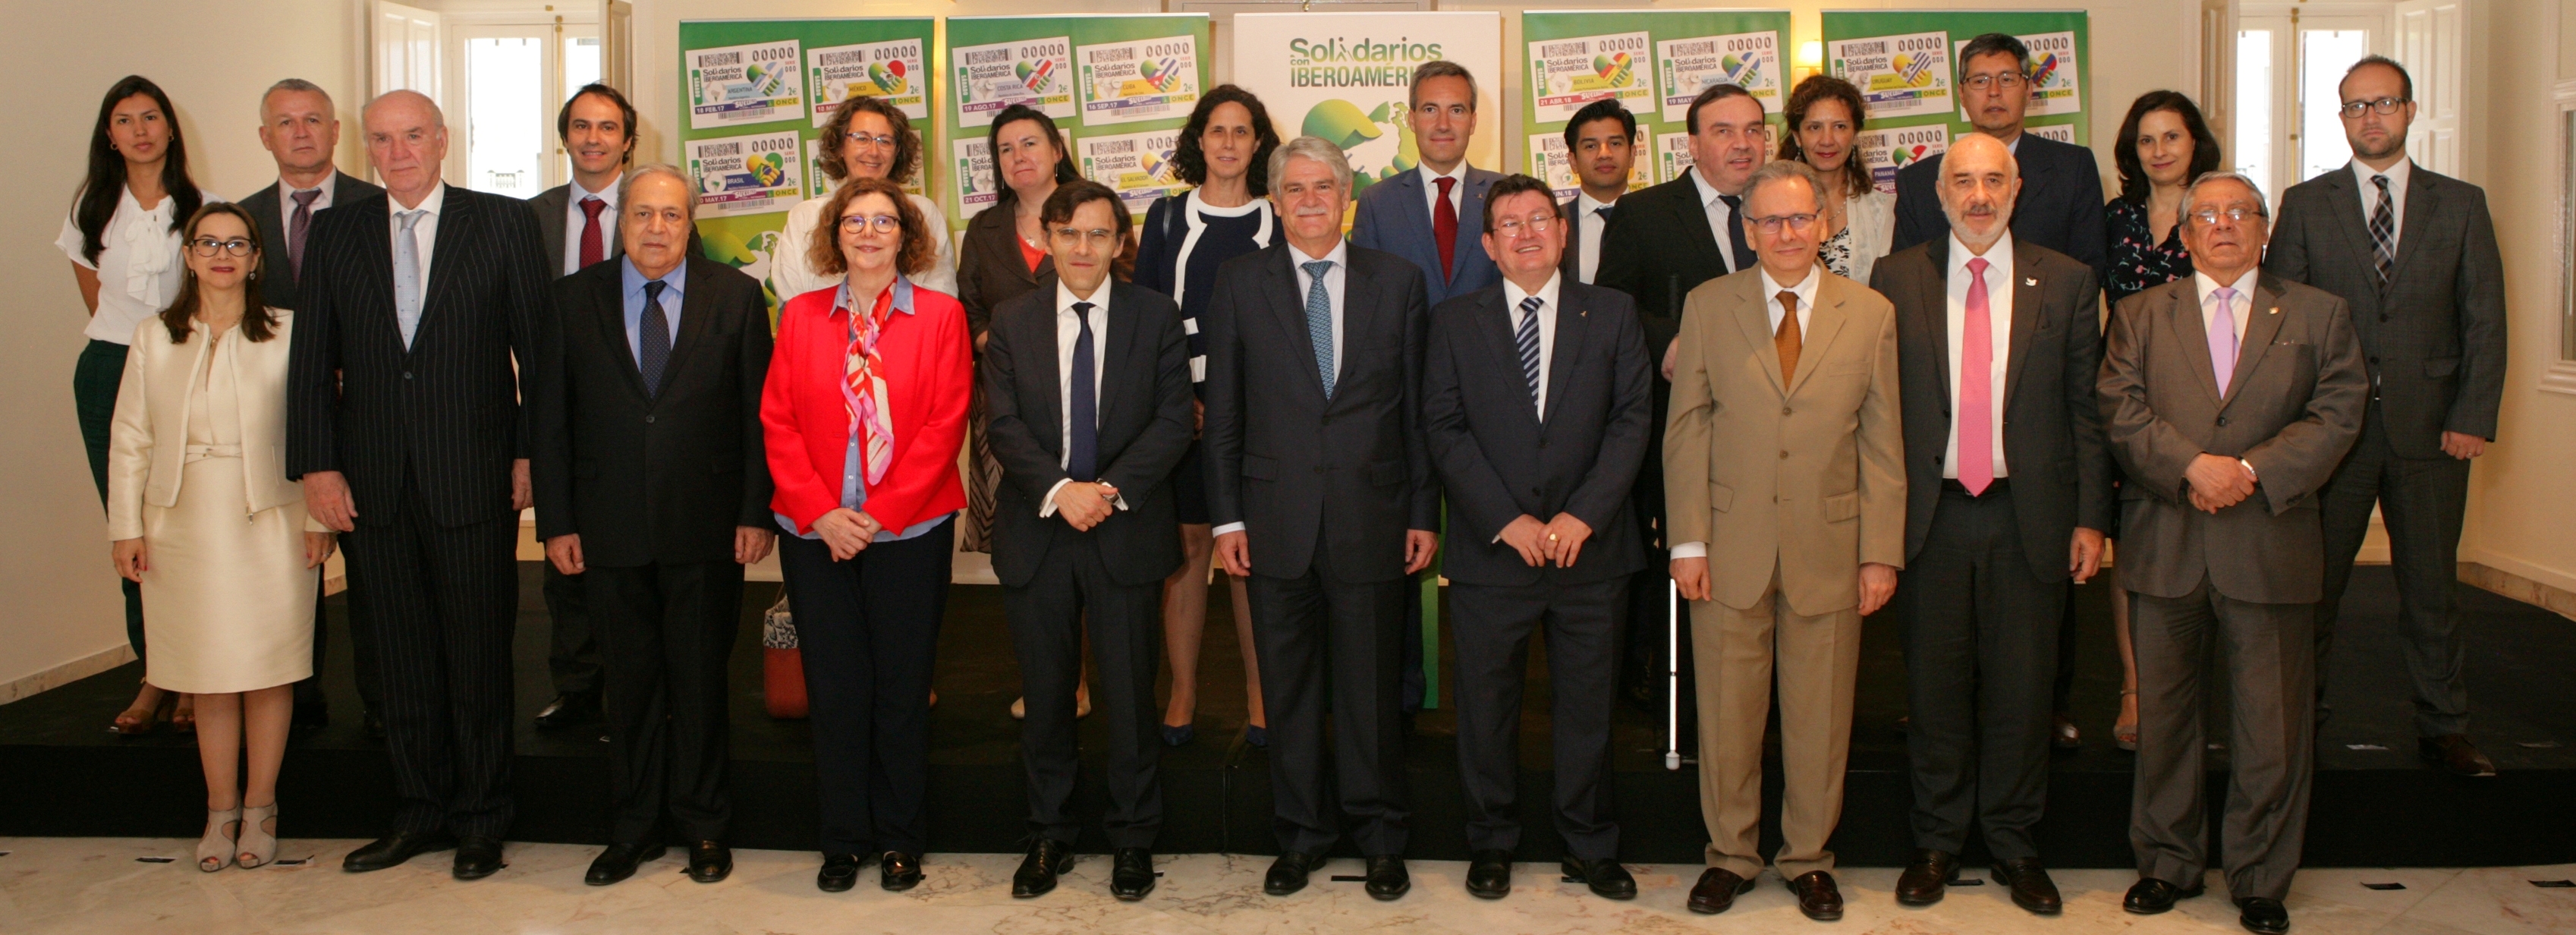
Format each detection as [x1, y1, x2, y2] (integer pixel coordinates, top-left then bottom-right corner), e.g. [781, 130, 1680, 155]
[1920, 238, 1955, 411]
[657, 263, 719, 401]
[1786, 277, 1849, 398]
[2221, 277, 2291, 410]
[1266, 246, 1330, 402]
[1732, 273, 1786, 396]
[1476, 288, 1543, 432]
[1102, 284, 1153, 430]
[593, 269, 650, 401]
[533, 187, 567, 269]
[417, 190, 472, 345]
[1543, 284, 1591, 427]
[2389, 170, 2436, 285]
[2170, 285, 2225, 405]
[1999, 242, 2043, 414]
[1033, 296, 1066, 456]
[1558, 200, 1582, 282]
[2321, 172, 2383, 295]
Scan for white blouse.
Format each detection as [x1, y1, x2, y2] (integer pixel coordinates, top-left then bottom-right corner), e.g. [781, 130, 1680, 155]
[58, 186, 219, 345]
[1842, 189, 1898, 288]
[769, 189, 958, 305]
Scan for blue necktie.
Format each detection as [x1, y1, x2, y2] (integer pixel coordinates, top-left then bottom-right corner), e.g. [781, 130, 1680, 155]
[393, 209, 425, 347]
[1067, 301, 1098, 482]
[639, 279, 672, 398]
[1302, 260, 1336, 398]
[1515, 294, 1544, 415]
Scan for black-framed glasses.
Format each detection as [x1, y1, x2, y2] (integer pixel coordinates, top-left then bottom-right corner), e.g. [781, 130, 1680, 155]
[1049, 226, 1120, 247]
[2188, 206, 2264, 226]
[2337, 97, 2409, 118]
[1491, 214, 1557, 237]
[839, 214, 901, 234]
[187, 237, 254, 257]
[1747, 212, 1820, 234]
[844, 131, 897, 149]
[1963, 72, 2029, 91]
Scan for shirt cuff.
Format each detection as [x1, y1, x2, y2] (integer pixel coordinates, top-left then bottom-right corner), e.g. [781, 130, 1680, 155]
[1039, 478, 1131, 518]
[1212, 521, 1247, 537]
[1670, 541, 1708, 559]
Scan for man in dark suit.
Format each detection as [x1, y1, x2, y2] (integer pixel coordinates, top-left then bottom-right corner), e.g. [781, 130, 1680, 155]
[982, 181, 1196, 902]
[1203, 137, 1439, 901]
[532, 165, 775, 889]
[521, 82, 640, 732]
[238, 77, 385, 735]
[1423, 174, 1650, 902]
[1889, 33, 2106, 279]
[2101, 171, 2367, 935]
[1558, 99, 1638, 287]
[288, 90, 554, 881]
[1591, 81, 1768, 742]
[2263, 55, 2508, 778]
[1869, 134, 2113, 915]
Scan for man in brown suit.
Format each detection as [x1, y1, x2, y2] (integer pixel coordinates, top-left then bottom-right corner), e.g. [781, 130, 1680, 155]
[1665, 159, 1902, 922]
[2099, 172, 2365, 935]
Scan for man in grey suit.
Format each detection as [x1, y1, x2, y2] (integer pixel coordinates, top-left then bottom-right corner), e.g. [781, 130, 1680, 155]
[2263, 55, 2508, 777]
[1870, 133, 2113, 915]
[237, 77, 384, 735]
[1423, 174, 1650, 902]
[1557, 99, 1637, 286]
[2100, 172, 2366, 935]
[1203, 137, 1439, 902]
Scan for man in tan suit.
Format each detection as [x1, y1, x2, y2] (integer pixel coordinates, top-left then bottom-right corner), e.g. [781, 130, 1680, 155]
[2099, 172, 2365, 935]
[1665, 159, 1903, 921]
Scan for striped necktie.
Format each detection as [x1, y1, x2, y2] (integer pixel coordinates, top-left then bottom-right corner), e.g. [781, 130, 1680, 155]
[1514, 294, 1544, 416]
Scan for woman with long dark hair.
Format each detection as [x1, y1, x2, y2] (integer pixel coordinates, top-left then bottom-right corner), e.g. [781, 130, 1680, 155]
[60, 75, 214, 736]
[107, 203, 332, 871]
[1776, 75, 1896, 285]
[1130, 84, 1283, 748]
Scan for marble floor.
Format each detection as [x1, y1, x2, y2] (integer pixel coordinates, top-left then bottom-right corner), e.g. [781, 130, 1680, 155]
[2, 838, 2570, 934]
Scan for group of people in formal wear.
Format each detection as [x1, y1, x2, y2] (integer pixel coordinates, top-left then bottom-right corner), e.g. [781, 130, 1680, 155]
[73, 30, 2502, 935]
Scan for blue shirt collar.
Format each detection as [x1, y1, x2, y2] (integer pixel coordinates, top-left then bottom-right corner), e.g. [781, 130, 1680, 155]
[833, 275, 917, 317]
[621, 256, 687, 300]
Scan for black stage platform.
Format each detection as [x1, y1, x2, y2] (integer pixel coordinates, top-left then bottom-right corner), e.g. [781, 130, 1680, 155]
[6, 564, 2571, 867]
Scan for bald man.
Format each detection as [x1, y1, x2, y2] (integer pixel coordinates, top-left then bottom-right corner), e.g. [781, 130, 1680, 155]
[288, 90, 557, 881]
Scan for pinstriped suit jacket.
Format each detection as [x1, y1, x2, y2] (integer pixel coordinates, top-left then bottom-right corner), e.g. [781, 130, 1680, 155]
[286, 185, 556, 528]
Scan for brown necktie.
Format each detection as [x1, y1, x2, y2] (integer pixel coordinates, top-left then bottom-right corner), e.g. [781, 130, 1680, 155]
[1775, 291, 1802, 383]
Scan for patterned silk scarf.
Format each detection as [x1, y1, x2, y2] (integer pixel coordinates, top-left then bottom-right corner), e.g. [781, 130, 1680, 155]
[843, 285, 898, 486]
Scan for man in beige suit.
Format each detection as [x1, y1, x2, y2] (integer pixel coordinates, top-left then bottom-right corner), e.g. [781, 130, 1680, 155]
[1665, 159, 1903, 921]
[2099, 172, 2365, 935]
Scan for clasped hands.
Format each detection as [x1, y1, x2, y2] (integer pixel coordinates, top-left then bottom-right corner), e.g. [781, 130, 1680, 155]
[2184, 452, 2258, 515]
[1499, 513, 1594, 568]
[1050, 480, 1121, 532]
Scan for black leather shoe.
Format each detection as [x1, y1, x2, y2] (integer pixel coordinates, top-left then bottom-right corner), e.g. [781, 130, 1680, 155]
[452, 836, 504, 880]
[880, 851, 923, 891]
[2420, 734, 2499, 777]
[1560, 856, 1636, 900]
[687, 841, 731, 883]
[816, 853, 861, 892]
[1464, 848, 1512, 899]
[533, 691, 602, 729]
[1787, 870, 1845, 921]
[2238, 896, 2291, 933]
[1991, 858, 2063, 915]
[1110, 848, 1155, 900]
[1687, 867, 1756, 915]
[1264, 851, 1323, 896]
[342, 830, 456, 873]
[1012, 838, 1074, 898]
[1363, 854, 1410, 901]
[1895, 848, 1958, 905]
[2124, 877, 2206, 914]
[584, 842, 665, 886]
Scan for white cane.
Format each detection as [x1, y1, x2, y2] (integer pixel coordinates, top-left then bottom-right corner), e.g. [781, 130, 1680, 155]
[1666, 579, 1681, 771]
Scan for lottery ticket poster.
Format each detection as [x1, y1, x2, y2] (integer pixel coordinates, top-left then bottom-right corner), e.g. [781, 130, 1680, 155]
[1821, 11, 2089, 146]
[1520, 11, 1790, 190]
[1854, 124, 1951, 195]
[678, 19, 938, 315]
[944, 15, 1211, 225]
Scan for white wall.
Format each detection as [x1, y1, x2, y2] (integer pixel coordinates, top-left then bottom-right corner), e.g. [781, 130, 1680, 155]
[0, 3, 360, 695]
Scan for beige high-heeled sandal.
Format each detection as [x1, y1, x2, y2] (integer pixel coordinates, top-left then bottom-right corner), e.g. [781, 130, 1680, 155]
[197, 807, 241, 872]
[236, 803, 278, 868]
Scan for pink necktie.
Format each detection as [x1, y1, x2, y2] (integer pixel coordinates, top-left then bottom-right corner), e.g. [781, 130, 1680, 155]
[2209, 287, 2240, 397]
[1958, 257, 1995, 496]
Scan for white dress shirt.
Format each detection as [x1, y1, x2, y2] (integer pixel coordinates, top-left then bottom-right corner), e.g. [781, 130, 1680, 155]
[1037, 280, 1129, 518]
[388, 183, 447, 285]
[1688, 168, 1741, 274]
[2350, 156, 2412, 250]
[1669, 263, 1820, 562]
[1213, 238, 1348, 538]
[58, 184, 219, 345]
[1944, 234, 2015, 479]
[2193, 268, 2257, 349]
[561, 173, 621, 275]
[1418, 162, 1468, 225]
[1501, 272, 1563, 419]
[275, 172, 339, 235]
[1574, 191, 1615, 284]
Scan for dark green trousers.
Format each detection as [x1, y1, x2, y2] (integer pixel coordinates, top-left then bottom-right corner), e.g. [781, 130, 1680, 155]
[75, 338, 145, 658]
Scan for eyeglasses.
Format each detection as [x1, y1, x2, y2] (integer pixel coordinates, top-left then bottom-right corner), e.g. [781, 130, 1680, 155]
[2336, 97, 2409, 118]
[844, 131, 897, 149]
[839, 214, 901, 234]
[187, 237, 254, 257]
[1491, 215, 1557, 236]
[1746, 212, 1820, 234]
[1049, 227, 1121, 247]
[2188, 206, 2264, 226]
[1963, 72, 2029, 91]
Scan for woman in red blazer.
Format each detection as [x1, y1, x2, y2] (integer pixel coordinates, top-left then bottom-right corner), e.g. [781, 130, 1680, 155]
[761, 177, 970, 894]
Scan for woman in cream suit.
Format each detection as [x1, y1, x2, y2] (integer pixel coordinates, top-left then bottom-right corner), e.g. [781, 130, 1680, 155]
[106, 202, 334, 873]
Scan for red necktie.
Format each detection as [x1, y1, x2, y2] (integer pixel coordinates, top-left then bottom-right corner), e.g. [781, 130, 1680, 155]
[1958, 257, 1996, 495]
[578, 196, 606, 269]
[1433, 176, 1458, 284]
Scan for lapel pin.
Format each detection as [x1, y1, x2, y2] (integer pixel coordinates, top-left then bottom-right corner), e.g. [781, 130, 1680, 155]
[2024, 277, 2038, 286]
